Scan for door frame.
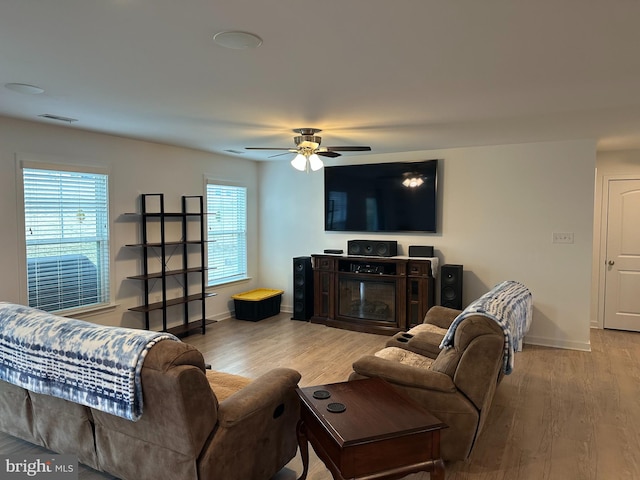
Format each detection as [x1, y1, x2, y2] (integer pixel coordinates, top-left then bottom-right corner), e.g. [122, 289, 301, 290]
[596, 174, 640, 329]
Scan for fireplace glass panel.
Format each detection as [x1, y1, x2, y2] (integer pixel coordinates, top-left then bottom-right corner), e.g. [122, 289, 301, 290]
[338, 278, 395, 322]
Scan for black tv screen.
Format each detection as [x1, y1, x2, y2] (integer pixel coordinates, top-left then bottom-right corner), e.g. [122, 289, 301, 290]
[324, 160, 438, 233]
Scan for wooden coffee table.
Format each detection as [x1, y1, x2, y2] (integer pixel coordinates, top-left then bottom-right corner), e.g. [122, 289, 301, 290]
[296, 378, 447, 480]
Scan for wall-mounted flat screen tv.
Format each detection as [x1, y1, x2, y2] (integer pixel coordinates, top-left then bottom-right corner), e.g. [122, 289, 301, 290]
[324, 159, 438, 233]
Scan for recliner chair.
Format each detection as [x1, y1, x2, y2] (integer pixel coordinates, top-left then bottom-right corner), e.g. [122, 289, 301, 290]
[386, 305, 462, 359]
[349, 306, 505, 461]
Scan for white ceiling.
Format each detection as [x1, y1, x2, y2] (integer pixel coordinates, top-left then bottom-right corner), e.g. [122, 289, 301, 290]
[3, 1, 640, 161]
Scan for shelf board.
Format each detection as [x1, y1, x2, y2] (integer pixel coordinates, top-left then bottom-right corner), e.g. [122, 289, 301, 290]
[127, 267, 209, 280]
[129, 292, 217, 313]
[124, 212, 206, 217]
[166, 319, 216, 338]
[125, 240, 206, 247]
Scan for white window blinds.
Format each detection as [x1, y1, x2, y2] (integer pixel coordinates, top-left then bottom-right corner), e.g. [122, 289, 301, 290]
[23, 166, 111, 312]
[206, 183, 247, 286]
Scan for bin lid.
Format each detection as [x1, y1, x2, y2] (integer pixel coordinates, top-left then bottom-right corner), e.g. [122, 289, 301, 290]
[231, 288, 284, 301]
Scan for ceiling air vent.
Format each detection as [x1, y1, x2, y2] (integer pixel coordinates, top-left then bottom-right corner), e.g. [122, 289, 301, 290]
[38, 114, 78, 123]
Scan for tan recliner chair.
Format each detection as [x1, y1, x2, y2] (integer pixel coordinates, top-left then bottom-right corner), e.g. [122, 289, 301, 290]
[349, 306, 505, 461]
[385, 306, 463, 359]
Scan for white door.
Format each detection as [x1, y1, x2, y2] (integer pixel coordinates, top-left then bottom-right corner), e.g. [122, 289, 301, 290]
[604, 179, 640, 331]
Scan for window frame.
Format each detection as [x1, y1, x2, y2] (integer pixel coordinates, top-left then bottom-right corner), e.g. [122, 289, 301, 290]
[16, 156, 114, 315]
[205, 179, 249, 287]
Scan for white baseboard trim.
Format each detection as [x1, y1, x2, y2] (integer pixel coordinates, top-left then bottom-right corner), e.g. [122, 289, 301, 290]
[208, 311, 234, 322]
[524, 335, 591, 352]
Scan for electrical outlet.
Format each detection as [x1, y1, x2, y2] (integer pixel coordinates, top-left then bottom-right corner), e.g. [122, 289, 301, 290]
[552, 232, 574, 244]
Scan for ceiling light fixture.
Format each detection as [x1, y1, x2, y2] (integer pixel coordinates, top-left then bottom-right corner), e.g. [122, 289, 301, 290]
[308, 154, 323, 171]
[291, 154, 307, 171]
[246, 128, 371, 172]
[5, 83, 45, 95]
[291, 152, 324, 173]
[213, 31, 263, 49]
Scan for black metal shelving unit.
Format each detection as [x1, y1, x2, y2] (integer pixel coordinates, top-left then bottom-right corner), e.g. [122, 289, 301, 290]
[126, 193, 215, 337]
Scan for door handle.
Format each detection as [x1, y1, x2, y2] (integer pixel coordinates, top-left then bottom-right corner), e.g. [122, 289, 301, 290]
[608, 260, 615, 266]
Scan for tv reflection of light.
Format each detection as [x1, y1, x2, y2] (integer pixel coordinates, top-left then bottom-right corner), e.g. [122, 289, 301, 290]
[402, 176, 424, 188]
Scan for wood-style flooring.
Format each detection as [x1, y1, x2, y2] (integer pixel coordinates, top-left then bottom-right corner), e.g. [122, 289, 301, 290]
[1, 313, 639, 480]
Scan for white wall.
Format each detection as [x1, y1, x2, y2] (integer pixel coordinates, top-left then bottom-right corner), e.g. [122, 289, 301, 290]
[592, 150, 640, 328]
[0, 116, 260, 328]
[258, 140, 596, 351]
[0, 116, 597, 350]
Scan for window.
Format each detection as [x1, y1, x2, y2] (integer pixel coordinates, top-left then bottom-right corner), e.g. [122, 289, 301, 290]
[206, 182, 247, 286]
[22, 164, 110, 313]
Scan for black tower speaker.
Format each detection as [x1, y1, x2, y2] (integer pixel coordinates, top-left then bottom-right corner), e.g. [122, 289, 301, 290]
[292, 256, 314, 321]
[440, 264, 463, 310]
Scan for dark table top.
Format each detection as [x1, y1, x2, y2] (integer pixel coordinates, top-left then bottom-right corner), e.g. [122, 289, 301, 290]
[296, 378, 447, 447]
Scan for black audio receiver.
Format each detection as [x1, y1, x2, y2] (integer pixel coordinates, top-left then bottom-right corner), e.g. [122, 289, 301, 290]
[350, 264, 384, 274]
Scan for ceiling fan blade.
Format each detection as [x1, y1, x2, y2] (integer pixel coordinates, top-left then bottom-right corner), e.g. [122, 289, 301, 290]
[268, 151, 296, 158]
[324, 146, 372, 152]
[245, 147, 293, 151]
[317, 151, 341, 158]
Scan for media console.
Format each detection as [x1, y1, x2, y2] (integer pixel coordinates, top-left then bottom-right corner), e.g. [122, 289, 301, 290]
[311, 254, 435, 335]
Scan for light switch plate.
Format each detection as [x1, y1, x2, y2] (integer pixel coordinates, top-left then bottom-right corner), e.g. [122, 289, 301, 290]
[552, 232, 574, 244]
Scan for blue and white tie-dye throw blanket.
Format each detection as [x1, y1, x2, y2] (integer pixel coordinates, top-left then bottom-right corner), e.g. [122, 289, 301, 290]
[0, 302, 178, 421]
[439, 281, 532, 375]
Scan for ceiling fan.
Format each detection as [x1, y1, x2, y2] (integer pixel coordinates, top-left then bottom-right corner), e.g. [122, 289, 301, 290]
[245, 128, 371, 172]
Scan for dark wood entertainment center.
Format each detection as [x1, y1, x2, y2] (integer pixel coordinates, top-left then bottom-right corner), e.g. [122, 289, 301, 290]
[311, 254, 435, 335]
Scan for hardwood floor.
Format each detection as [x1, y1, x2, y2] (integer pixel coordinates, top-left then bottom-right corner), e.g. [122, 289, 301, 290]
[2, 313, 640, 480]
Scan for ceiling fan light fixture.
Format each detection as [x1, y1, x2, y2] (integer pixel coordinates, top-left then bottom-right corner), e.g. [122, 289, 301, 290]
[291, 153, 307, 171]
[308, 154, 324, 171]
[247, 128, 371, 173]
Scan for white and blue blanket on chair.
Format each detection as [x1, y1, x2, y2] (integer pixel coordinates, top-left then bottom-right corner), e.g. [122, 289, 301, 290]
[439, 281, 532, 375]
[0, 302, 178, 421]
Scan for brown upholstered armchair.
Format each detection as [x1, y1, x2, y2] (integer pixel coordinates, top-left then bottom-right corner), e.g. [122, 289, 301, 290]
[349, 306, 505, 461]
[385, 306, 462, 359]
[91, 340, 302, 480]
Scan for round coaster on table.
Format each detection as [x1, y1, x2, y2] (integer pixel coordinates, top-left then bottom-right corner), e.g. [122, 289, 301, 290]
[312, 389, 331, 400]
[327, 402, 346, 413]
